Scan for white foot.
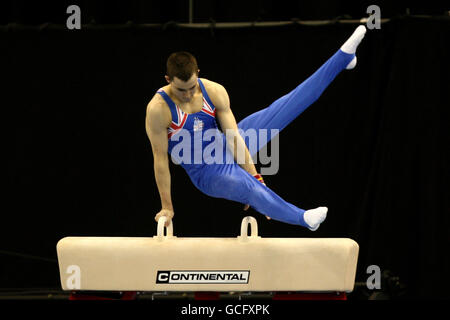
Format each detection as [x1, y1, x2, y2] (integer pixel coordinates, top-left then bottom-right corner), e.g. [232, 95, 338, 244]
[341, 25, 366, 69]
[341, 25, 367, 54]
[303, 206, 328, 231]
[345, 56, 357, 70]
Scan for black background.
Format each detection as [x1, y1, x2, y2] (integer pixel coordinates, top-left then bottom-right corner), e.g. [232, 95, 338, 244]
[1, 1, 449, 299]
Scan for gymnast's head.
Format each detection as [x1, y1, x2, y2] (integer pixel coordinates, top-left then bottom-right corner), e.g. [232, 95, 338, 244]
[165, 51, 200, 103]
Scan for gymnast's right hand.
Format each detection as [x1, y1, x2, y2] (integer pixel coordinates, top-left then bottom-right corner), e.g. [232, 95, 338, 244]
[154, 209, 174, 227]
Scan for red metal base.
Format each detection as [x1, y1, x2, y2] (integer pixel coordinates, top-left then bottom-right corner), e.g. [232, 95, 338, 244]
[194, 292, 221, 300]
[69, 291, 137, 300]
[68, 291, 346, 301]
[194, 292, 347, 300]
[272, 292, 347, 300]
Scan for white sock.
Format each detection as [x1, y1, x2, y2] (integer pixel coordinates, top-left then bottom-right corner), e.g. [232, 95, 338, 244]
[303, 207, 328, 231]
[341, 25, 367, 54]
[340, 25, 367, 69]
[345, 56, 357, 70]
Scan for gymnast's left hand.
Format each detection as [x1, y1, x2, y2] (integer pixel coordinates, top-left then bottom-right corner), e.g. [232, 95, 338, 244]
[243, 174, 271, 220]
[154, 208, 174, 227]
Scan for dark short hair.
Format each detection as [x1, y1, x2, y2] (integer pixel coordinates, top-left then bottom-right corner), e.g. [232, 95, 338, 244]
[166, 52, 198, 82]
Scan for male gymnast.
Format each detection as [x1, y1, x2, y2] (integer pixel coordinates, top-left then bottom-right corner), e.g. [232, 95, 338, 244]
[146, 25, 367, 231]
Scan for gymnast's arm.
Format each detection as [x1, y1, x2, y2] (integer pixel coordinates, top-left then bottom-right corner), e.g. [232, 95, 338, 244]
[145, 97, 174, 226]
[212, 83, 258, 176]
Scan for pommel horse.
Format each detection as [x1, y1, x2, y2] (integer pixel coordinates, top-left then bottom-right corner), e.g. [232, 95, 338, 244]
[56, 216, 359, 300]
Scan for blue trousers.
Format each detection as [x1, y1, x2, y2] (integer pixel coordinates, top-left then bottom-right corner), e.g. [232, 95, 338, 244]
[186, 49, 355, 227]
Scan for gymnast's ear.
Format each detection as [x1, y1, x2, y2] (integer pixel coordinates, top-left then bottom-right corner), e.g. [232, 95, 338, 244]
[165, 75, 171, 83]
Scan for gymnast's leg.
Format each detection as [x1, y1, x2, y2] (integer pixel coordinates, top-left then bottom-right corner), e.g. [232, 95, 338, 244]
[237, 25, 367, 154]
[195, 162, 326, 229]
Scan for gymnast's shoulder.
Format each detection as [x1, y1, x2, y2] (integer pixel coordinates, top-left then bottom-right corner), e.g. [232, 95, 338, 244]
[146, 93, 171, 125]
[199, 78, 228, 92]
[199, 78, 229, 107]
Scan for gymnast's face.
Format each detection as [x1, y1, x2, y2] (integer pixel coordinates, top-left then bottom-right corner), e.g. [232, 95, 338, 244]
[166, 72, 199, 103]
